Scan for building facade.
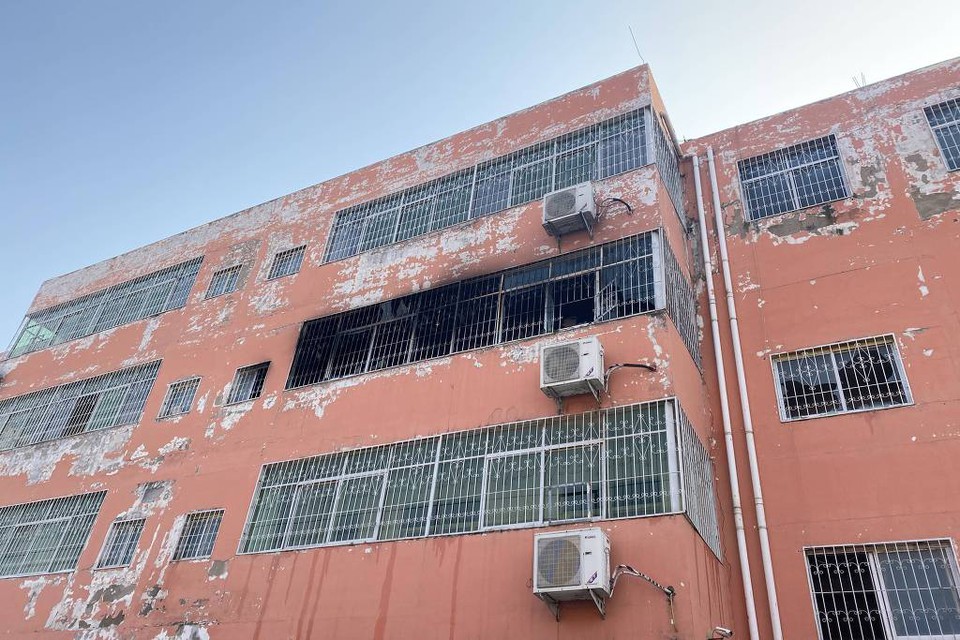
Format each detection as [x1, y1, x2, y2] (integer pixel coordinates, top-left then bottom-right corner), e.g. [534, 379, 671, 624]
[0, 57, 957, 639]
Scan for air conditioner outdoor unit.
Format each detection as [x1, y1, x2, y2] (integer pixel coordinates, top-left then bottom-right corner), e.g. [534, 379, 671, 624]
[542, 182, 597, 237]
[540, 336, 604, 399]
[533, 527, 611, 617]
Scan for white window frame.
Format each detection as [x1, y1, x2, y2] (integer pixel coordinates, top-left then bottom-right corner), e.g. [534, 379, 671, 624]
[204, 265, 242, 300]
[235, 398, 704, 556]
[94, 517, 146, 569]
[737, 134, 851, 221]
[771, 334, 913, 423]
[172, 509, 224, 561]
[924, 97, 960, 172]
[157, 376, 201, 419]
[805, 539, 960, 640]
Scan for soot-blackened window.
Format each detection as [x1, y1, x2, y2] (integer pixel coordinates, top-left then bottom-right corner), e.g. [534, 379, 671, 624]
[287, 231, 662, 389]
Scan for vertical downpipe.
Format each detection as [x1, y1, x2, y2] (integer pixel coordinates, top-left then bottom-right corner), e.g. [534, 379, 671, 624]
[707, 148, 783, 640]
[692, 154, 760, 640]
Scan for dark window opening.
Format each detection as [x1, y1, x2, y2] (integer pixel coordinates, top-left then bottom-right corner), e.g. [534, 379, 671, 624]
[552, 273, 596, 331]
[62, 394, 99, 438]
[501, 286, 545, 342]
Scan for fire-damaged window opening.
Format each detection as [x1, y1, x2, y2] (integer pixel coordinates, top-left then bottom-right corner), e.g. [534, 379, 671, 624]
[0, 491, 106, 579]
[158, 377, 201, 419]
[925, 97, 960, 171]
[204, 265, 243, 299]
[288, 231, 675, 389]
[772, 335, 912, 422]
[0, 361, 161, 452]
[267, 245, 307, 280]
[737, 134, 849, 221]
[96, 518, 146, 569]
[8, 257, 202, 358]
[323, 108, 681, 263]
[226, 363, 269, 405]
[237, 398, 720, 558]
[805, 540, 960, 640]
[172, 510, 224, 561]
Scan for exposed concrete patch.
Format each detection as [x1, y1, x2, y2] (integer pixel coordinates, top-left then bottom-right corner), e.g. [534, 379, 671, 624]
[207, 560, 228, 581]
[911, 189, 960, 220]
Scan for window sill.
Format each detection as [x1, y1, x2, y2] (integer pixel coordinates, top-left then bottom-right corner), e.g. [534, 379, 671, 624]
[779, 399, 914, 424]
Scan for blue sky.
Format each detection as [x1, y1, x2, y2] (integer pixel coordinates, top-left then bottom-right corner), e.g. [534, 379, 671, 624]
[1, 0, 958, 347]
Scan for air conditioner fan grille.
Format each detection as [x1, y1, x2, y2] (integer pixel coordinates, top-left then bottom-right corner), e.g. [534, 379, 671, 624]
[545, 190, 578, 221]
[543, 345, 581, 383]
[537, 536, 582, 588]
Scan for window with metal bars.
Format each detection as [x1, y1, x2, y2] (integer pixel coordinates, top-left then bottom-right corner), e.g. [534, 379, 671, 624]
[172, 510, 223, 561]
[157, 377, 201, 419]
[925, 97, 960, 171]
[8, 258, 201, 358]
[267, 246, 306, 280]
[0, 361, 161, 451]
[96, 518, 145, 568]
[323, 109, 651, 262]
[773, 335, 911, 421]
[0, 491, 106, 578]
[288, 231, 664, 389]
[226, 363, 269, 404]
[806, 540, 960, 640]
[205, 265, 242, 299]
[738, 135, 849, 221]
[238, 398, 720, 556]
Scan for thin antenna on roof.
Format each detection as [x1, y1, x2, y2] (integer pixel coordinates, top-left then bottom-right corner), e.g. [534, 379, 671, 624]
[852, 72, 867, 88]
[628, 26, 646, 64]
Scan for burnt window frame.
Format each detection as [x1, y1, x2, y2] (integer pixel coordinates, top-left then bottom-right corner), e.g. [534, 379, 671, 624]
[226, 363, 269, 405]
[288, 231, 667, 390]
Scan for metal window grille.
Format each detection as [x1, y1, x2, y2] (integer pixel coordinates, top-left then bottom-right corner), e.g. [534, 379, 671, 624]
[662, 238, 701, 367]
[96, 518, 145, 568]
[158, 377, 201, 419]
[323, 108, 652, 262]
[0, 491, 106, 578]
[205, 265, 242, 299]
[226, 363, 269, 404]
[772, 335, 911, 422]
[238, 398, 718, 554]
[677, 407, 721, 557]
[0, 361, 161, 452]
[650, 110, 686, 221]
[925, 98, 960, 171]
[289, 230, 676, 389]
[267, 246, 307, 280]
[806, 540, 960, 640]
[8, 257, 202, 358]
[738, 135, 849, 221]
[173, 510, 223, 561]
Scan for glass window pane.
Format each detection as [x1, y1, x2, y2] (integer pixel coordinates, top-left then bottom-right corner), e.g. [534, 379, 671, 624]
[776, 354, 843, 419]
[329, 475, 385, 543]
[483, 453, 541, 528]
